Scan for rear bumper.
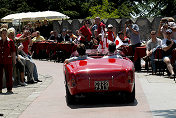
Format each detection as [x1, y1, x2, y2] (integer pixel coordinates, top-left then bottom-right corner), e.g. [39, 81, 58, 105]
[69, 83, 134, 95]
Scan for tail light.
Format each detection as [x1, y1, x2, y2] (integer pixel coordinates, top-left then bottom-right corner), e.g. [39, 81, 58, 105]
[128, 71, 134, 83]
[71, 75, 76, 87]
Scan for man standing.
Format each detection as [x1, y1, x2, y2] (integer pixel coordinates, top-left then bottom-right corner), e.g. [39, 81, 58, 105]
[124, 19, 141, 52]
[95, 17, 105, 36]
[41, 20, 53, 40]
[124, 19, 141, 70]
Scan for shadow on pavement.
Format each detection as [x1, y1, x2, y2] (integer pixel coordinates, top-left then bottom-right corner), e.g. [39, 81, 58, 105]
[68, 95, 138, 109]
[152, 109, 176, 118]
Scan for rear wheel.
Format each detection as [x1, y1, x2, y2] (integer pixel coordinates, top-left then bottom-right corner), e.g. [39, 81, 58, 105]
[65, 84, 75, 105]
[127, 85, 135, 103]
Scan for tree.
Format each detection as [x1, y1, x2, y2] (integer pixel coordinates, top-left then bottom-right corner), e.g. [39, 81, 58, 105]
[88, 0, 134, 19]
[131, 0, 166, 17]
[88, 0, 120, 19]
[1, 0, 176, 20]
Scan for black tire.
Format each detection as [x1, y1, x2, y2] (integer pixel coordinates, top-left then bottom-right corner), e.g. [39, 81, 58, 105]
[65, 84, 75, 105]
[127, 85, 135, 103]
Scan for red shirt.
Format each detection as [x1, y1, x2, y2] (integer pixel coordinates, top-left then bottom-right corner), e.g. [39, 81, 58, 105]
[108, 31, 116, 42]
[16, 34, 29, 54]
[79, 25, 92, 42]
[0, 38, 16, 64]
[97, 22, 105, 35]
[22, 40, 29, 54]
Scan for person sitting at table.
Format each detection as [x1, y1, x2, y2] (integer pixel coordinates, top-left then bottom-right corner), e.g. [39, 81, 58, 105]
[58, 29, 70, 42]
[49, 31, 60, 42]
[143, 31, 162, 73]
[103, 42, 122, 59]
[162, 29, 176, 78]
[66, 30, 77, 42]
[32, 31, 45, 42]
[64, 43, 93, 64]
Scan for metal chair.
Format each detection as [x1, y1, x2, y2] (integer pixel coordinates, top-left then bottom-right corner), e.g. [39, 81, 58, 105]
[153, 48, 166, 75]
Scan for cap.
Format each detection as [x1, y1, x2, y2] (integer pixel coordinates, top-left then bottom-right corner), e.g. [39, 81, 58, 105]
[62, 28, 67, 32]
[98, 33, 102, 37]
[107, 24, 113, 28]
[166, 29, 172, 34]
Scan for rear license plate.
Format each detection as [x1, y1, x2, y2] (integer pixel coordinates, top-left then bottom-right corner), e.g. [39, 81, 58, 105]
[94, 81, 109, 90]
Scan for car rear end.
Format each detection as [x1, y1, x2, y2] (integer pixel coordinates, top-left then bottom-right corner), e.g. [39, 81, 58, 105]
[68, 59, 135, 96]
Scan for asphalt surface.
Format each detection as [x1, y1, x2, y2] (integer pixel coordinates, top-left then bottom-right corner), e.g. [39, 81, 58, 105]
[0, 60, 176, 118]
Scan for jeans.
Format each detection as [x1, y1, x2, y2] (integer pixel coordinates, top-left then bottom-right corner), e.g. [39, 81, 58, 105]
[150, 53, 156, 72]
[27, 55, 38, 81]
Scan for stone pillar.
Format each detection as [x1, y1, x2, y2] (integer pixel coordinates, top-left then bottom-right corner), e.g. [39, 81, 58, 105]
[61, 20, 71, 31]
[71, 19, 81, 34]
[53, 20, 61, 33]
[151, 17, 162, 36]
[119, 18, 129, 33]
[136, 18, 151, 41]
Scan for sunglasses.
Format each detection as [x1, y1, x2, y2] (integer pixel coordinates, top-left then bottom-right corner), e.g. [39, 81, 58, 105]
[166, 33, 172, 35]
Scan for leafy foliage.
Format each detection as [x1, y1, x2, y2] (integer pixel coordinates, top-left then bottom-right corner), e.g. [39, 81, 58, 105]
[0, 0, 176, 20]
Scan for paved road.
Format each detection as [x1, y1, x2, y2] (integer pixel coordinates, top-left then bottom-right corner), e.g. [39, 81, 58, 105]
[1, 60, 176, 118]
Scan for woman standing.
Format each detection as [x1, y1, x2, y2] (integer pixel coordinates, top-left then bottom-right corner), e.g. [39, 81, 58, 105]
[78, 19, 92, 48]
[0, 28, 16, 94]
[8, 28, 27, 86]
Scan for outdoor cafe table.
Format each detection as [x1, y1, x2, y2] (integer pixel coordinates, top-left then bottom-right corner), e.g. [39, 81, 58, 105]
[133, 46, 146, 62]
[119, 45, 133, 57]
[119, 45, 146, 62]
[31, 42, 77, 59]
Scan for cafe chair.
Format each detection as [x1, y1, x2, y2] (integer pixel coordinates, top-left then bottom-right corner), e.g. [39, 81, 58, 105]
[55, 50, 65, 63]
[153, 48, 166, 75]
[119, 46, 134, 61]
[142, 56, 151, 73]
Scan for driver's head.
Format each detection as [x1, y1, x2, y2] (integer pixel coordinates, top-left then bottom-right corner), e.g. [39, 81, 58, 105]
[77, 43, 86, 56]
[108, 42, 116, 53]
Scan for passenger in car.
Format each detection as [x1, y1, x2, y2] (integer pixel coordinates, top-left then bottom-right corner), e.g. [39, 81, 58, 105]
[103, 42, 122, 59]
[64, 43, 93, 64]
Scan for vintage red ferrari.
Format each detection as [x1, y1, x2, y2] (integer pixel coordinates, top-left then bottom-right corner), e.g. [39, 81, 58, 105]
[64, 49, 135, 104]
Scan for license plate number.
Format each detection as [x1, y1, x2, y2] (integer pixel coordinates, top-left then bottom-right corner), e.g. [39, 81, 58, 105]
[94, 81, 109, 90]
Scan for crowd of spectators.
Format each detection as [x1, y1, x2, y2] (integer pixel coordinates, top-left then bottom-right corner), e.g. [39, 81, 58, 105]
[1, 16, 176, 94]
[144, 17, 176, 78]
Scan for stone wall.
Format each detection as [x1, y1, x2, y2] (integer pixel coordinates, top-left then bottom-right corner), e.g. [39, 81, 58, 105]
[53, 17, 167, 41]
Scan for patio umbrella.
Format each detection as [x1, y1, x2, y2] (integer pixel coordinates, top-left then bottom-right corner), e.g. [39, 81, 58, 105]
[1, 11, 69, 22]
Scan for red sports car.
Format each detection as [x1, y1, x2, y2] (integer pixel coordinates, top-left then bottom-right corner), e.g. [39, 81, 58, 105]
[64, 49, 135, 104]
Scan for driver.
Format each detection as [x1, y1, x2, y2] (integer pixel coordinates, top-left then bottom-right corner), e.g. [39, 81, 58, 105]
[64, 43, 93, 64]
[103, 42, 122, 59]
